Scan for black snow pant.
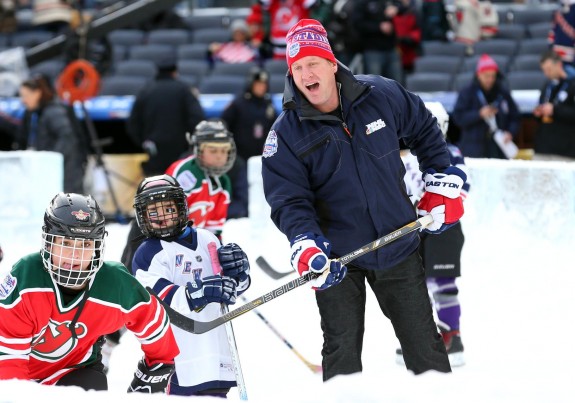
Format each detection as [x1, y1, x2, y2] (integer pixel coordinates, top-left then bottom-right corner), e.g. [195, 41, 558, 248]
[315, 251, 451, 381]
[56, 361, 107, 391]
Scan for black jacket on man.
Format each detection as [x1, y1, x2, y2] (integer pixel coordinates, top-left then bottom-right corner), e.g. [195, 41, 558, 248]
[127, 73, 205, 175]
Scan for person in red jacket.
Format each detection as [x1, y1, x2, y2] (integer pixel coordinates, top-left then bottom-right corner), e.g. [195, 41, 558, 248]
[393, 0, 422, 83]
[0, 193, 179, 393]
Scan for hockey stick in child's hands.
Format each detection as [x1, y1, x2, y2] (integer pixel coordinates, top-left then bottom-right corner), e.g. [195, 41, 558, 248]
[240, 294, 322, 373]
[208, 242, 248, 401]
[149, 215, 433, 334]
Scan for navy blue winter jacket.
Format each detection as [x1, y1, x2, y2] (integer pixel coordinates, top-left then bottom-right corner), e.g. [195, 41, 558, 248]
[261, 64, 451, 271]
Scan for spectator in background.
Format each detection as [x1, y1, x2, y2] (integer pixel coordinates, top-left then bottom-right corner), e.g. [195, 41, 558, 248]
[393, 0, 422, 82]
[452, 54, 520, 159]
[246, 4, 265, 50]
[325, 0, 362, 67]
[532, 50, 575, 161]
[221, 68, 277, 163]
[0, 0, 16, 34]
[453, 0, 498, 49]
[351, 0, 404, 82]
[127, 56, 205, 176]
[251, 0, 320, 60]
[551, 0, 575, 70]
[209, 18, 259, 64]
[420, 0, 451, 42]
[222, 68, 277, 219]
[16, 74, 87, 193]
[32, 0, 73, 34]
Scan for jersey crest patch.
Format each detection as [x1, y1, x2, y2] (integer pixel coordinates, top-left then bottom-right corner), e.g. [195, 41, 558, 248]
[263, 130, 278, 158]
[176, 171, 198, 192]
[0, 274, 17, 300]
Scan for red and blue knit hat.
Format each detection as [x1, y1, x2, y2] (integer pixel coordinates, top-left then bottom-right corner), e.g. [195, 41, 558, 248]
[285, 19, 336, 73]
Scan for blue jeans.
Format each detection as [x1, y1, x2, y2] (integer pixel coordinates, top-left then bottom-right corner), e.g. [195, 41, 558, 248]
[363, 48, 403, 82]
[315, 251, 451, 380]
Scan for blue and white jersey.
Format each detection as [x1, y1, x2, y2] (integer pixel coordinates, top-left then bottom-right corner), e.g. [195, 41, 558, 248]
[402, 144, 471, 205]
[132, 227, 236, 391]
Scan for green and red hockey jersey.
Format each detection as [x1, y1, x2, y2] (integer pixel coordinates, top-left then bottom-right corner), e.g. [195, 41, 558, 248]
[165, 155, 232, 235]
[0, 253, 179, 384]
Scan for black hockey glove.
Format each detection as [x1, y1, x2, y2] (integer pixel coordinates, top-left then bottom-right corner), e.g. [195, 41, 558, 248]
[127, 358, 174, 393]
[218, 243, 250, 283]
[185, 275, 237, 311]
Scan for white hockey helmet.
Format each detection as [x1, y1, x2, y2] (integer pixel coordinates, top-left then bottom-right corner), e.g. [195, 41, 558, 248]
[425, 101, 449, 139]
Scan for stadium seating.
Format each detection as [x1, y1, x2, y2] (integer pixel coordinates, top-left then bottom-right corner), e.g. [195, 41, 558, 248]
[405, 72, 453, 93]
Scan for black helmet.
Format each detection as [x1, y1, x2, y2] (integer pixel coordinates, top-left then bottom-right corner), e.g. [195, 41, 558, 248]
[41, 193, 106, 289]
[247, 66, 269, 87]
[134, 174, 188, 239]
[186, 119, 236, 176]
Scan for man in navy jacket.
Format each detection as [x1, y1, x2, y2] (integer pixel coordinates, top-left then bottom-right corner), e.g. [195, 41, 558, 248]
[261, 19, 466, 381]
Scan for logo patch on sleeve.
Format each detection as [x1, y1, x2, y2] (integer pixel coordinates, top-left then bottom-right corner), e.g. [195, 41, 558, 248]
[263, 130, 278, 158]
[0, 274, 17, 300]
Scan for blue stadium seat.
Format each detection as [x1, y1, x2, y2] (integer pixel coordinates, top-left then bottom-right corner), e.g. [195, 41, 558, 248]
[128, 44, 176, 65]
[177, 43, 209, 61]
[263, 59, 289, 75]
[414, 55, 463, 76]
[405, 72, 453, 93]
[147, 29, 191, 47]
[506, 70, 546, 90]
[191, 28, 231, 44]
[11, 31, 53, 48]
[98, 76, 148, 96]
[212, 61, 258, 77]
[510, 54, 543, 72]
[114, 60, 157, 79]
[198, 75, 245, 95]
[421, 41, 468, 58]
[108, 29, 146, 47]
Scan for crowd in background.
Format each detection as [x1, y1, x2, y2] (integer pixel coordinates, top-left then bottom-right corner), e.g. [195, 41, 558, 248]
[0, 0, 575, 211]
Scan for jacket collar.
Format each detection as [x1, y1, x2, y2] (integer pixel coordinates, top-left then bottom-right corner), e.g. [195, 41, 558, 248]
[282, 61, 370, 120]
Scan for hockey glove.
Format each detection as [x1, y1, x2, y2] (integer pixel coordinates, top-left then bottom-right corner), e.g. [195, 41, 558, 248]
[127, 358, 174, 393]
[185, 275, 237, 311]
[290, 232, 347, 290]
[218, 242, 251, 294]
[417, 166, 466, 234]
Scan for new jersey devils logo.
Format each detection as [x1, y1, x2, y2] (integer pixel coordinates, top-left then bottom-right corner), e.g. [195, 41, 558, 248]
[31, 319, 88, 361]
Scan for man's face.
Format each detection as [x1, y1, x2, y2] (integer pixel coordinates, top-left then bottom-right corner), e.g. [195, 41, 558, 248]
[50, 236, 95, 273]
[291, 56, 339, 113]
[200, 143, 231, 169]
[477, 70, 497, 91]
[146, 200, 180, 230]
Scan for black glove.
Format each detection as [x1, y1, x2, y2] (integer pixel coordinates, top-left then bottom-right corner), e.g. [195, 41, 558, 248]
[185, 275, 237, 311]
[217, 243, 250, 283]
[127, 358, 174, 393]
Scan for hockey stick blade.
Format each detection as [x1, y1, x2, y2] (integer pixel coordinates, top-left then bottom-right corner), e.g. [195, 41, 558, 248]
[256, 256, 293, 279]
[149, 215, 433, 334]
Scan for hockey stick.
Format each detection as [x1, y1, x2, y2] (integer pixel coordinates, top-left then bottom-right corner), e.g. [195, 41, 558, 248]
[208, 242, 248, 401]
[147, 215, 433, 334]
[256, 256, 294, 279]
[240, 294, 322, 373]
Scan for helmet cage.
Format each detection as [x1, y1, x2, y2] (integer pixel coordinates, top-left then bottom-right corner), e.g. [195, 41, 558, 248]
[187, 120, 237, 176]
[41, 233, 105, 288]
[134, 176, 188, 239]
